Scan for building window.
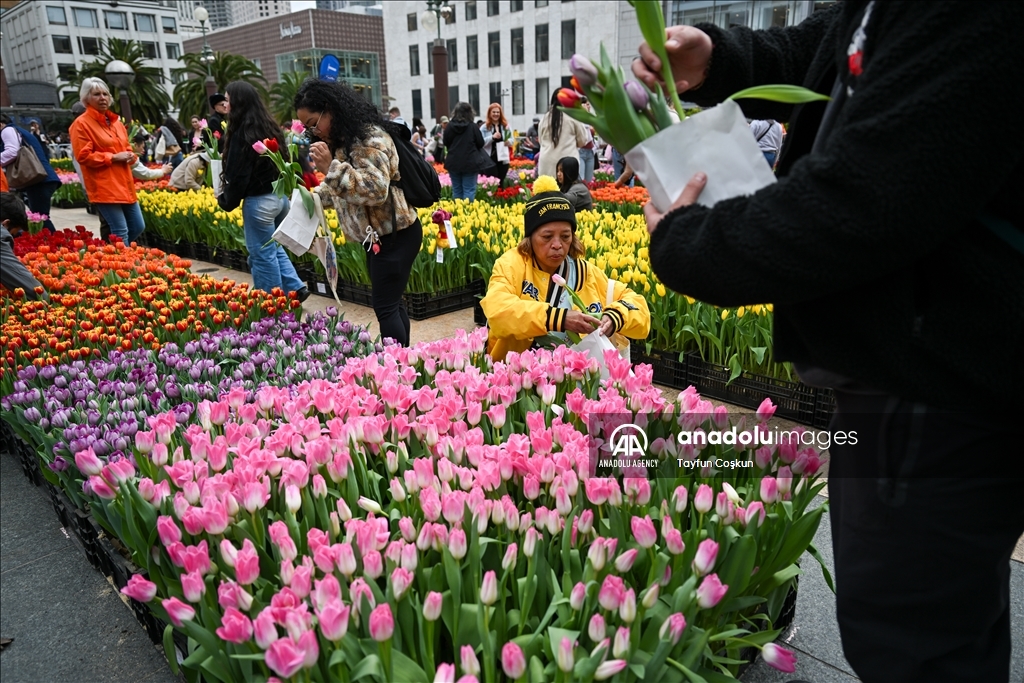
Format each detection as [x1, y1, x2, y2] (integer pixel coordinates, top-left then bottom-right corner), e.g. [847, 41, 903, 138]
[465, 0, 477, 20]
[412, 90, 423, 120]
[407, 12, 417, 30]
[46, 6, 67, 25]
[447, 38, 458, 72]
[57, 64, 77, 81]
[536, 0, 549, 6]
[488, 31, 500, 67]
[140, 41, 159, 59]
[512, 80, 524, 115]
[535, 77, 549, 113]
[429, 87, 435, 119]
[162, 16, 177, 33]
[73, 7, 98, 28]
[487, 0, 500, 17]
[52, 35, 73, 54]
[560, 19, 575, 59]
[511, 0, 523, 11]
[449, 85, 460, 108]
[167, 43, 181, 60]
[489, 82, 502, 108]
[171, 70, 187, 85]
[105, 11, 127, 30]
[468, 83, 480, 116]
[561, 75, 573, 89]
[510, 28, 524, 65]
[535, 24, 549, 62]
[445, 6, 456, 24]
[134, 13, 156, 32]
[409, 44, 420, 76]
[427, 43, 434, 74]
[77, 36, 100, 55]
[466, 35, 478, 70]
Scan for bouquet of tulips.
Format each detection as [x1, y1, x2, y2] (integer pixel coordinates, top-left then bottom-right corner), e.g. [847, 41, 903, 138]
[253, 127, 316, 219]
[195, 118, 223, 161]
[560, 0, 829, 210]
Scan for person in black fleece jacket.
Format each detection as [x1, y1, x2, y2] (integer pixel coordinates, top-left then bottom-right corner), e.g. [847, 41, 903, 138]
[635, 2, 1024, 682]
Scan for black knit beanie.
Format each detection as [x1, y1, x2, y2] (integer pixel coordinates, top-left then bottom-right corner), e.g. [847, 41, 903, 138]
[524, 191, 576, 238]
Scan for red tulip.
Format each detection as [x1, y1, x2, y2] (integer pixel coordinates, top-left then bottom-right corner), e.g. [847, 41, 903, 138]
[556, 88, 582, 109]
[264, 137, 280, 153]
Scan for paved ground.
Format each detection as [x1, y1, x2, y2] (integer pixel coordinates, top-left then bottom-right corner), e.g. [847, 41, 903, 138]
[2, 206, 1018, 682]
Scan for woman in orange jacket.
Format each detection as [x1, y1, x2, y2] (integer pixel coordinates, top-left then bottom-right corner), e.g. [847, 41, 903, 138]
[68, 77, 145, 244]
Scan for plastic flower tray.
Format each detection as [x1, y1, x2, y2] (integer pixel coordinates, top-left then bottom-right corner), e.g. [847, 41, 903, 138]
[192, 243, 212, 262]
[403, 279, 485, 321]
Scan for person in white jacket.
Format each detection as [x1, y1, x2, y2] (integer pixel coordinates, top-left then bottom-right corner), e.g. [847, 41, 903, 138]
[537, 90, 590, 178]
[131, 133, 172, 181]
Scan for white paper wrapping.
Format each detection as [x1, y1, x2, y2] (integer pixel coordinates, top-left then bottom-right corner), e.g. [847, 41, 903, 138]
[624, 100, 777, 212]
[272, 189, 323, 257]
[209, 159, 223, 197]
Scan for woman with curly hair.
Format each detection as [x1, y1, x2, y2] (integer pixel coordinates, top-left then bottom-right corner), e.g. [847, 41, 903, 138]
[218, 81, 307, 300]
[294, 78, 422, 346]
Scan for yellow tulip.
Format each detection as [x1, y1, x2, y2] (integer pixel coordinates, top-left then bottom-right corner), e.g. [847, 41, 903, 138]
[736, 306, 745, 318]
[721, 309, 729, 320]
[656, 283, 666, 297]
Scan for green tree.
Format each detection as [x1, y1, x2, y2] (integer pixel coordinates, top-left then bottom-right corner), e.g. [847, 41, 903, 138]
[172, 53, 267, 124]
[59, 38, 171, 125]
[269, 71, 310, 123]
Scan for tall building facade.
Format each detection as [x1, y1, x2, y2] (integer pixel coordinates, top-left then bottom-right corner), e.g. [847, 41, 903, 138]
[667, 0, 824, 30]
[0, 0, 187, 105]
[231, 0, 293, 26]
[316, 0, 380, 12]
[383, 0, 633, 132]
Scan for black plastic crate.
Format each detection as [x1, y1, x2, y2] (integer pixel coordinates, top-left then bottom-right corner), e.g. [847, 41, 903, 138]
[685, 352, 818, 426]
[193, 243, 212, 262]
[16, 438, 42, 486]
[403, 279, 484, 321]
[630, 342, 688, 390]
[813, 388, 836, 429]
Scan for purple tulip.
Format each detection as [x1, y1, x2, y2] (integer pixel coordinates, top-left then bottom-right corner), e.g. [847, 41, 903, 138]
[624, 81, 649, 110]
[569, 54, 598, 87]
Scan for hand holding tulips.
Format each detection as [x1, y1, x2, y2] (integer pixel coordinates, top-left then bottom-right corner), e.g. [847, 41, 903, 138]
[632, 25, 714, 95]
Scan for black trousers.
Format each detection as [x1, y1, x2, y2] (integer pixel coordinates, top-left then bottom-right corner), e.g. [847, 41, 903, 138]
[365, 219, 422, 347]
[22, 180, 59, 232]
[828, 390, 1024, 682]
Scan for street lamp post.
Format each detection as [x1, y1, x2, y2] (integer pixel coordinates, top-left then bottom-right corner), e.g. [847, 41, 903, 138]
[193, 6, 217, 111]
[104, 60, 136, 124]
[421, 1, 453, 123]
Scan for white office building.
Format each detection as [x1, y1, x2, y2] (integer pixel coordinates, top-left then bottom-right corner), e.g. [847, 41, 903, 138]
[383, 0, 641, 133]
[0, 0, 189, 105]
[228, 0, 292, 26]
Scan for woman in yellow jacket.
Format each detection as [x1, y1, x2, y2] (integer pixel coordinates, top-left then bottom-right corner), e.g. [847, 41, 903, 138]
[481, 176, 650, 361]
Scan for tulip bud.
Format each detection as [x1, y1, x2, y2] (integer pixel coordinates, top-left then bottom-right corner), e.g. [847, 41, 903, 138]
[358, 496, 383, 514]
[761, 642, 798, 673]
[692, 539, 719, 576]
[659, 613, 687, 644]
[577, 509, 593, 535]
[694, 484, 714, 513]
[556, 88, 582, 109]
[449, 528, 467, 561]
[480, 570, 497, 605]
[695, 573, 729, 609]
[619, 588, 636, 623]
[523, 527, 539, 558]
[312, 474, 327, 499]
[556, 637, 575, 673]
[460, 645, 481, 677]
[502, 543, 518, 571]
[613, 627, 630, 658]
[423, 591, 443, 621]
[642, 583, 660, 609]
[614, 548, 638, 573]
[624, 81, 649, 110]
[588, 613, 606, 642]
[588, 540, 607, 571]
[285, 484, 301, 513]
[568, 54, 598, 87]
[501, 643, 526, 679]
[570, 581, 586, 611]
[389, 478, 406, 503]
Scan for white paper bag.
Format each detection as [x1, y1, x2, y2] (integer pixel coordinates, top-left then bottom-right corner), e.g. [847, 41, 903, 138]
[624, 99, 777, 212]
[272, 189, 324, 257]
[210, 159, 223, 197]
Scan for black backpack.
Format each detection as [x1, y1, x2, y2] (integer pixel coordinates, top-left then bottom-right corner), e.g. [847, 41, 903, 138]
[382, 121, 440, 208]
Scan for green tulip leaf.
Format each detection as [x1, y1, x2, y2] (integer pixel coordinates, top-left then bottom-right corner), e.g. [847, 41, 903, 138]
[726, 85, 831, 103]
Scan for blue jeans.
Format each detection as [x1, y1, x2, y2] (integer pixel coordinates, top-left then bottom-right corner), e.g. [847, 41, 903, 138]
[95, 202, 146, 244]
[579, 147, 595, 182]
[241, 193, 304, 295]
[449, 171, 477, 201]
[763, 151, 777, 168]
[611, 148, 633, 187]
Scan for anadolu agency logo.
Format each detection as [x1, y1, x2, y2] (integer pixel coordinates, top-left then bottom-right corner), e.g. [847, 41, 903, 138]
[592, 423, 661, 475]
[609, 423, 649, 460]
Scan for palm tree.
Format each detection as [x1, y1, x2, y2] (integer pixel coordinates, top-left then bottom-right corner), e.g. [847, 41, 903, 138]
[172, 53, 267, 124]
[269, 71, 310, 123]
[60, 38, 171, 125]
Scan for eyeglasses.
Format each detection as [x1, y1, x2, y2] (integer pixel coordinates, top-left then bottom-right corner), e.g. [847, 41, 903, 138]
[308, 112, 323, 136]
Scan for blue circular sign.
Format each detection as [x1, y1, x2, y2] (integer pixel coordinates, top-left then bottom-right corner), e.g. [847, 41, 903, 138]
[318, 55, 340, 82]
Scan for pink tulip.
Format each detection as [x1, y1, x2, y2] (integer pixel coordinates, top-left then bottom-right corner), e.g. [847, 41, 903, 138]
[298, 628, 319, 669]
[672, 485, 688, 513]
[162, 597, 196, 627]
[202, 500, 229, 535]
[368, 603, 394, 641]
[423, 591, 443, 621]
[692, 539, 719, 576]
[252, 140, 269, 154]
[435, 663, 456, 683]
[291, 564, 312, 599]
[696, 573, 729, 608]
[219, 539, 238, 568]
[254, 608, 279, 648]
[391, 567, 414, 600]
[556, 637, 575, 673]
[745, 501, 766, 527]
[480, 570, 497, 605]
[181, 541, 212, 575]
[588, 613, 606, 642]
[614, 548, 638, 572]
[664, 529, 685, 556]
[659, 612, 687, 644]
[449, 528, 468, 560]
[121, 574, 157, 603]
[619, 588, 636, 623]
[485, 404, 506, 430]
[598, 574, 625, 611]
[318, 599, 351, 642]
[501, 642, 526, 679]
[216, 607, 253, 644]
[290, 119, 306, 134]
[218, 580, 253, 611]
[594, 659, 629, 680]
[716, 492, 735, 524]
[570, 582, 587, 611]
[89, 475, 117, 499]
[235, 538, 260, 585]
[363, 550, 383, 579]
[761, 642, 798, 673]
[460, 645, 481, 677]
[156, 516, 181, 546]
[760, 476, 779, 504]
[577, 509, 594, 535]
[630, 515, 657, 548]
[265, 636, 306, 678]
[75, 448, 103, 476]
[756, 397, 777, 422]
[694, 484, 714, 513]
[777, 466, 793, 495]
[502, 543, 518, 571]
[613, 626, 630, 658]
[181, 569, 206, 603]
